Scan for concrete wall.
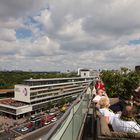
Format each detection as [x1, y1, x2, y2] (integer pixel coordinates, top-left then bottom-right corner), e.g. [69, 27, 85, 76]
[16, 106, 32, 115]
[14, 85, 30, 103]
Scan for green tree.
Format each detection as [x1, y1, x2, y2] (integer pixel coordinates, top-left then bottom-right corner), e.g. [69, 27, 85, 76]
[101, 69, 140, 99]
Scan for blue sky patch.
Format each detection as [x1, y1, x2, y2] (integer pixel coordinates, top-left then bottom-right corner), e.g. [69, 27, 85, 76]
[25, 16, 38, 25]
[16, 28, 32, 39]
[128, 39, 140, 45]
[24, 16, 43, 31]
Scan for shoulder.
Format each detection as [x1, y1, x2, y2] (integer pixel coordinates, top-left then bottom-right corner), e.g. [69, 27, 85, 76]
[93, 95, 101, 102]
[99, 108, 110, 115]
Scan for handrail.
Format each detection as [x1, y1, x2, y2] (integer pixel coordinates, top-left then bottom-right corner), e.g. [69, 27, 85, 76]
[40, 82, 93, 140]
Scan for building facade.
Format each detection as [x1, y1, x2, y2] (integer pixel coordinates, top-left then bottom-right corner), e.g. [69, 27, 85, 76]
[0, 77, 95, 119]
[78, 68, 99, 78]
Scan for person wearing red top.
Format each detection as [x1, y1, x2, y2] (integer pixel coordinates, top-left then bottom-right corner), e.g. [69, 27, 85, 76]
[95, 79, 105, 91]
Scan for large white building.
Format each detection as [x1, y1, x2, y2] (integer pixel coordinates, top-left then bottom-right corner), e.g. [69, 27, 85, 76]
[78, 68, 99, 78]
[0, 77, 95, 119]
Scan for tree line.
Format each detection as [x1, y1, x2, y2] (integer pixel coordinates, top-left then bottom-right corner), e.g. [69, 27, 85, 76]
[0, 71, 77, 89]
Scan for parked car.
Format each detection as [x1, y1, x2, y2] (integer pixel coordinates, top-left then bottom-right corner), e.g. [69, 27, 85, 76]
[45, 121, 51, 125]
[21, 127, 28, 132]
[51, 117, 57, 122]
[15, 127, 22, 132]
[49, 112, 55, 115]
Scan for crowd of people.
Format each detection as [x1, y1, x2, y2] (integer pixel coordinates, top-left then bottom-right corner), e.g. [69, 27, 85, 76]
[92, 78, 140, 134]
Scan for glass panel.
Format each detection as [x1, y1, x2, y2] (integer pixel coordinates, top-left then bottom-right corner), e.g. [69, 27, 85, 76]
[50, 108, 73, 140]
[73, 102, 83, 140]
[60, 119, 73, 140]
[46, 92, 91, 140]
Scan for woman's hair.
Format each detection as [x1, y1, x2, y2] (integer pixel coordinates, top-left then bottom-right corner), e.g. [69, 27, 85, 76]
[121, 104, 137, 118]
[99, 97, 110, 108]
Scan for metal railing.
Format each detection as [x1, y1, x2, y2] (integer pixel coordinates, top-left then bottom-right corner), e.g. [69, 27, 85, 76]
[38, 84, 93, 140]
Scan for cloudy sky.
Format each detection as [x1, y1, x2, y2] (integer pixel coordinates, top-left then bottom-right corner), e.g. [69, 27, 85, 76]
[0, 0, 140, 71]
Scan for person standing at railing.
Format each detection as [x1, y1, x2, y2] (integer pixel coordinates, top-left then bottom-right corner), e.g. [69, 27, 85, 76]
[95, 79, 105, 91]
[92, 89, 108, 108]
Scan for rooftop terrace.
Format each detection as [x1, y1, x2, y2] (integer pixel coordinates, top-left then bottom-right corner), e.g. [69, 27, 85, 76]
[0, 98, 27, 107]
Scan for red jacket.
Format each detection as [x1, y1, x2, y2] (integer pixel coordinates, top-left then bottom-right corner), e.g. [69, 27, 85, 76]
[95, 81, 105, 90]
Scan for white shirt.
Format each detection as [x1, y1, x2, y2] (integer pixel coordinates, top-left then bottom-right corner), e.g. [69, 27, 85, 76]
[99, 108, 120, 124]
[112, 117, 140, 133]
[92, 95, 101, 102]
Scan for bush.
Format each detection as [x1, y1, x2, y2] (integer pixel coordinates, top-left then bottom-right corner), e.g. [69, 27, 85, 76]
[101, 69, 140, 99]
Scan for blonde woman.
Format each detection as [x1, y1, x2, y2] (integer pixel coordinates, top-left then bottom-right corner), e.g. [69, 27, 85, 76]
[99, 97, 120, 124]
[92, 89, 108, 103]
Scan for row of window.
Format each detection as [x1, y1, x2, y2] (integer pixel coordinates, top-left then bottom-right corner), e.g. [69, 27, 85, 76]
[30, 80, 89, 90]
[31, 90, 81, 106]
[30, 85, 86, 99]
[25, 78, 92, 86]
[30, 88, 84, 101]
[0, 106, 16, 114]
[30, 83, 88, 97]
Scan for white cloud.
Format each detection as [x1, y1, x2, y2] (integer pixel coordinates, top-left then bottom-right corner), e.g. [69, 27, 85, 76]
[0, 0, 140, 71]
[20, 36, 60, 57]
[34, 9, 53, 30]
[0, 36, 60, 56]
[0, 0, 47, 19]
[0, 28, 16, 41]
[0, 18, 23, 29]
[58, 16, 86, 39]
